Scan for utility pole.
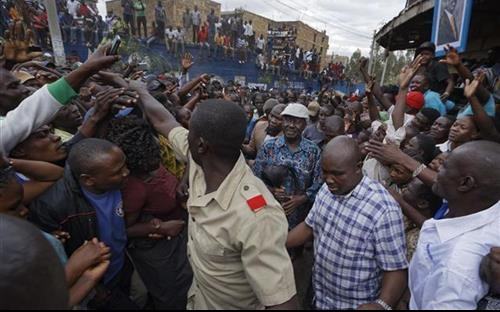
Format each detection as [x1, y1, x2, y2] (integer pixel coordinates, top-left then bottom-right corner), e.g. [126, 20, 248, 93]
[380, 50, 390, 86]
[368, 29, 376, 76]
[44, 0, 66, 66]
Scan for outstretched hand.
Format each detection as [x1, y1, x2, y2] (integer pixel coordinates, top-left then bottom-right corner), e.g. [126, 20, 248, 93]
[399, 54, 424, 89]
[82, 44, 121, 75]
[181, 53, 194, 73]
[464, 71, 486, 99]
[439, 44, 461, 67]
[2, 21, 43, 64]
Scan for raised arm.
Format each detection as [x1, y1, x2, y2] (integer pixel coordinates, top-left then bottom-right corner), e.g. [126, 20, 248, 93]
[392, 55, 424, 130]
[464, 73, 500, 143]
[440, 45, 490, 103]
[129, 80, 180, 138]
[359, 57, 393, 111]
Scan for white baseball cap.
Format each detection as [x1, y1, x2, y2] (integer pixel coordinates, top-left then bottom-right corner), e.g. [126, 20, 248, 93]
[281, 103, 309, 120]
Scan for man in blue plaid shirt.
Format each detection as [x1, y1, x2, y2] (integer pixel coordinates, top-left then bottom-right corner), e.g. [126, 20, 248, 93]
[287, 136, 408, 310]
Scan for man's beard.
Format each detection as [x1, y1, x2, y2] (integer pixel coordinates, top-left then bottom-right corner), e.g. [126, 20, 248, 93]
[266, 125, 281, 137]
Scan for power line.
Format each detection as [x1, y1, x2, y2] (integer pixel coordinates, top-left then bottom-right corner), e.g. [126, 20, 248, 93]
[272, 0, 372, 39]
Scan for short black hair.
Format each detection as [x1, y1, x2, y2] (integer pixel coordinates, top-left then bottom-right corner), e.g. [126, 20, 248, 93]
[67, 138, 119, 177]
[413, 182, 443, 214]
[105, 116, 161, 174]
[190, 99, 247, 160]
[416, 134, 437, 164]
[0, 215, 69, 309]
[420, 108, 441, 125]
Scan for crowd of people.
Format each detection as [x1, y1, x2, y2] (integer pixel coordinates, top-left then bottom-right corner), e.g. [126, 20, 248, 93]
[1, 0, 500, 309]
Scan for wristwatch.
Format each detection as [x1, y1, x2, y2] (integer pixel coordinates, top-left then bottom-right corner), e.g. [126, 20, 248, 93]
[375, 299, 393, 310]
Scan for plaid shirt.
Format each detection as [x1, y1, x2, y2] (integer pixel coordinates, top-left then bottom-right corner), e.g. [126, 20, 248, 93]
[305, 177, 408, 310]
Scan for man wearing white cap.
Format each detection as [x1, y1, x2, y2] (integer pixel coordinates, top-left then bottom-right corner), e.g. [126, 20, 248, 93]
[254, 103, 322, 231]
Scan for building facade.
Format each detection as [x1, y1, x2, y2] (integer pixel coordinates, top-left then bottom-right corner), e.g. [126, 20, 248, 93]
[106, 0, 221, 37]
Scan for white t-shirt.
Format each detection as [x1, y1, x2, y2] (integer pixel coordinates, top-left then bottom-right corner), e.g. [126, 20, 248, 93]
[215, 22, 222, 34]
[257, 38, 265, 50]
[244, 24, 253, 36]
[165, 29, 177, 40]
[67, 0, 80, 17]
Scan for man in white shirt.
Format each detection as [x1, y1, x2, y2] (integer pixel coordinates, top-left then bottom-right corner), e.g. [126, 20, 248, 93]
[409, 140, 500, 310]
[191, 6, 201, 43]
[165, 26, 177, 53]
[67, 0, 80, 18]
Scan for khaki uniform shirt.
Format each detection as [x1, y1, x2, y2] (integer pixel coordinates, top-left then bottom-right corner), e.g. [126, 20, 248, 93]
[168, 127, 296, 310]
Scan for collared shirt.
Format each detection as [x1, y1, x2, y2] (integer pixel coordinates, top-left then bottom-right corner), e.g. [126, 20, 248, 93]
[306, 179, 408, 310]
[168, 127, 296, 310]
[437, 140, 452, 153]
[253, 135, 322, 229]
[191, 10, 201, 26]
[409, 202, 500, 310]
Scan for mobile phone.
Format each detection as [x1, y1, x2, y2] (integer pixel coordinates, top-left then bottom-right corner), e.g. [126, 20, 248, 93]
[108, 35, 121, 56]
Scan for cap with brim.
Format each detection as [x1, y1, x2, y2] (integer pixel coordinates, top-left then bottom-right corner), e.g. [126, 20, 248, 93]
[416, 41, 436, 56]
[13, 71, 36, 84]
[281, 103, 309, 120]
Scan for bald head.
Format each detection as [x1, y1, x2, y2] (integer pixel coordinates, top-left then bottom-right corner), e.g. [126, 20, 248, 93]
[323, 136, 362, 166]
[451, 141, 500, 192]
[323, 115, 345, 143]
[322, 136, 363, 195]
[435, 141, 500, 209]
[0, 215, 69, 309]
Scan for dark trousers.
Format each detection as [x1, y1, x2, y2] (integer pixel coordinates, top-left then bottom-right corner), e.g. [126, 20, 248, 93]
[192, 25, 199, 43]
[35, 29, 47, 49]
[136, 16, 147, 38]
[128, 228, 192, 310]
[124, 14, 135, 35]
[157, 21, 165, 36]
[89, 257, 139, 310]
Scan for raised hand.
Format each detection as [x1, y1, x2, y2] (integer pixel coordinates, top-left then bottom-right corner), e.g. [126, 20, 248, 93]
[2, 21, 43, 64]
[81, 44, 121, 75]
[358, 57, 369, 70]
[181, 53, 194, 73]
[91, 87, 138, 121]
[399, 54, 424, 89]
[365, 75, 376, 95]
[439, 44, 461, 67]
[463, 71, 486, 99]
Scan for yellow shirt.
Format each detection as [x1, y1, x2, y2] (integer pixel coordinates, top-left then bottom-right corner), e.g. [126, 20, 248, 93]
[168, 127, 296, 310]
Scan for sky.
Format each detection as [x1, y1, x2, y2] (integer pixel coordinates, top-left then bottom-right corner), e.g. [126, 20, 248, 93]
[97, 0, 406, 57]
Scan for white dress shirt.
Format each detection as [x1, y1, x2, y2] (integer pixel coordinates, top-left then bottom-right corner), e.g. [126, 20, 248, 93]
[409, 202, 500, 310]
[437, 140, 452, 153]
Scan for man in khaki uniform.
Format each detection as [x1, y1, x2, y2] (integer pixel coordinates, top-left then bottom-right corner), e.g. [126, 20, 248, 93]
[132, 84, 299, 310]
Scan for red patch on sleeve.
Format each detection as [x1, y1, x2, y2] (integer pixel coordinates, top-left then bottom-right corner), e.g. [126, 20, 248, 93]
[247, 195, 267, 212]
